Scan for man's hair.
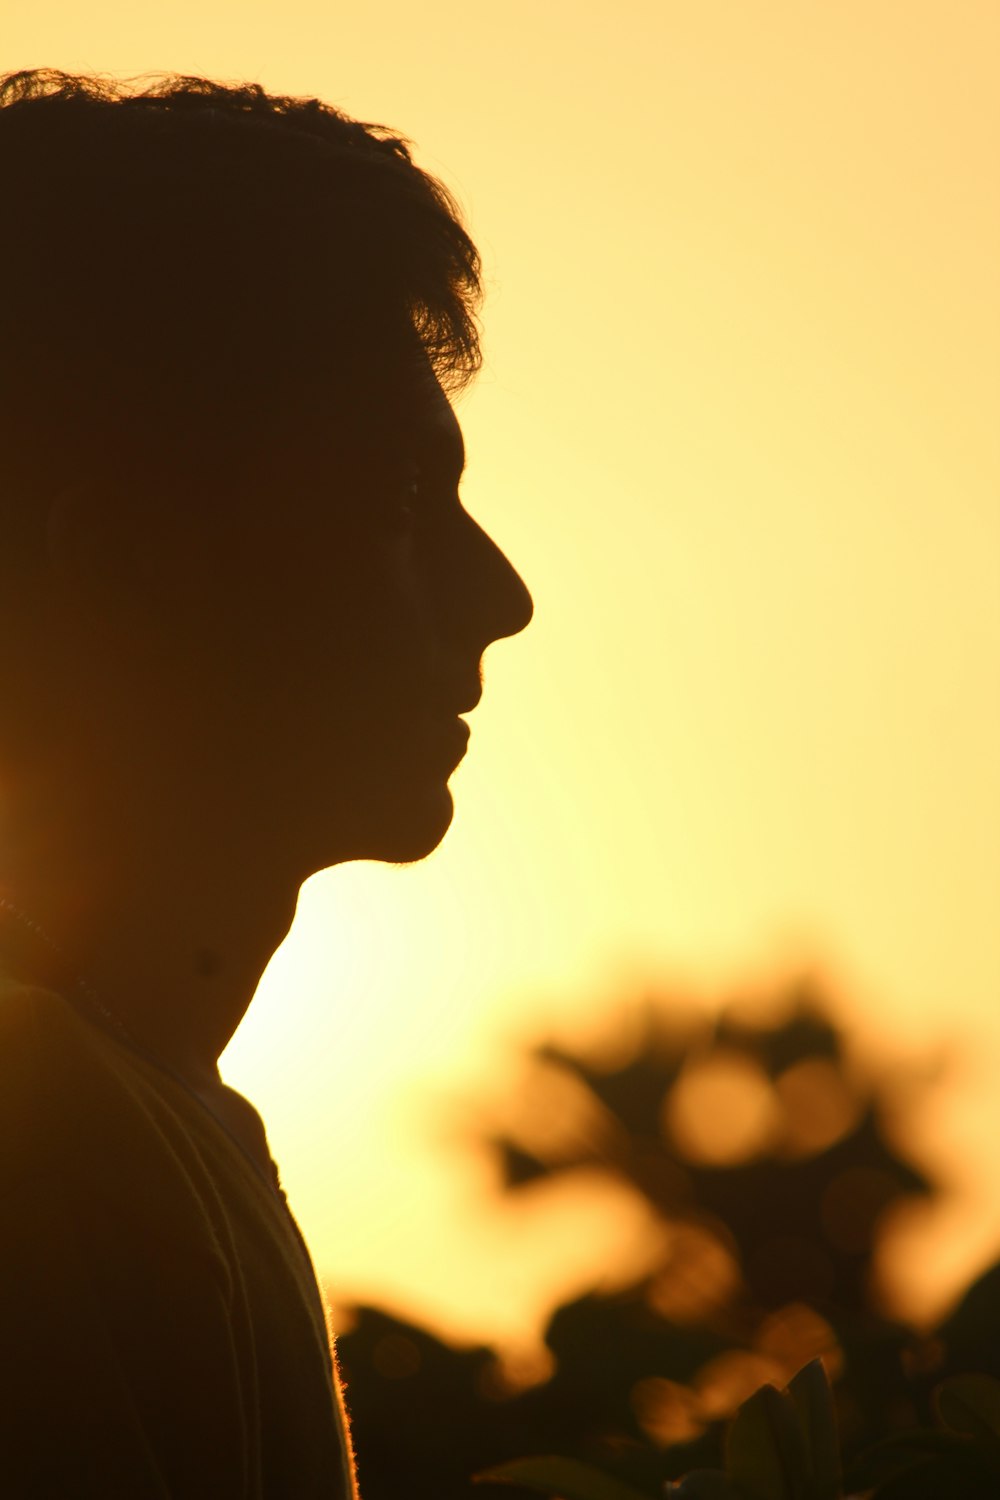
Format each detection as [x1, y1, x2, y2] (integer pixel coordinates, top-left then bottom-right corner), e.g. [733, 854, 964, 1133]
[0, 68, 482, 559]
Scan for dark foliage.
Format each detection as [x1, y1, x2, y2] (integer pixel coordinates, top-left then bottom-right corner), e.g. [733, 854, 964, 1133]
[337, 980, 1000, 1499]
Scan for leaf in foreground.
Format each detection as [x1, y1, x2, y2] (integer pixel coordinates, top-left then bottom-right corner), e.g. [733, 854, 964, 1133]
[786, 1360, 841, 1500]
[726, 1383, 808, 1499]
[475, 1454, 653, 1500]
[934, 1374, 1000, 1445]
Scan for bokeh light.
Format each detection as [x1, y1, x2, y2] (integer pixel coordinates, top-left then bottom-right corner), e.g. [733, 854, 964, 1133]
[665, 1051, 782, 1166]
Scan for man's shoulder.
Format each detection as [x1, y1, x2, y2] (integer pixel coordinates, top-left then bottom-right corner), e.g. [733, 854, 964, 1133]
[0, 975, 116, 1182]
[0, 971, 113, 1088]
[0, 974, 178, 1176]
[0, 972, 235, 1269]
[0, 971, 81, 1048]
[0, 971, 169, 1147]
[0, 974, 76, 1100]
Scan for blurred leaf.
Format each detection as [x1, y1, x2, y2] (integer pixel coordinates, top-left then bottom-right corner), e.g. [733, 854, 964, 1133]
[726, 1385, 807, 1500]
[664, 1470, 745, 1497]
[492, 1139, 555, 1189]
[474, 1455, 653, 1500]
[934, 1374, 1000, 1443]
[847, 1427, 968, 1487]
[786, 1361, 840, 1500]
[864, 1452, 999, 1499]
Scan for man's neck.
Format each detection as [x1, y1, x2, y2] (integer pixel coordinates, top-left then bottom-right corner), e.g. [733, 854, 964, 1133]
[0, 794, 300, 1093]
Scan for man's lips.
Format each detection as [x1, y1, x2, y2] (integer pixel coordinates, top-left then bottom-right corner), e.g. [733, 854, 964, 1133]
[445, 714, 471, 743]
[422, 712, 470, 770]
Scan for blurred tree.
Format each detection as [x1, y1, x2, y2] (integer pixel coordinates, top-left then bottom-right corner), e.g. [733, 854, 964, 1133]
[337, 978, 978, 1499]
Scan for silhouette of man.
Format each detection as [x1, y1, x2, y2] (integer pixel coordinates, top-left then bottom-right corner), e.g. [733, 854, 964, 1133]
[0, 69, 531, 1496]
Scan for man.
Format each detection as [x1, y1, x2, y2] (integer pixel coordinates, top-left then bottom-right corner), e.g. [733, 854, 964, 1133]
[0, 68, 532, 1496]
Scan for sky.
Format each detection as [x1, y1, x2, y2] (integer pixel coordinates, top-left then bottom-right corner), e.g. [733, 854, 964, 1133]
[4, 1, 999, 1351]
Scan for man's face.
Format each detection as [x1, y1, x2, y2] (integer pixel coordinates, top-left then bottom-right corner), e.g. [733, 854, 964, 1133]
[186, 365, 533, 876]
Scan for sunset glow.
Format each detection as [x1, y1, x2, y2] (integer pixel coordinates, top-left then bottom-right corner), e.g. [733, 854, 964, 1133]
[6, 0, 998, 1350]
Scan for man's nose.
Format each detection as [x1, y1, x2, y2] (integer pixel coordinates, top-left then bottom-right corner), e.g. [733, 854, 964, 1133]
[471, 521, 533, 645]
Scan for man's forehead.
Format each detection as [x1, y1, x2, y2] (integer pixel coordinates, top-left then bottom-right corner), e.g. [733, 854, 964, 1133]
[396, 364, 465, 474]
[257, 350, 465, 487]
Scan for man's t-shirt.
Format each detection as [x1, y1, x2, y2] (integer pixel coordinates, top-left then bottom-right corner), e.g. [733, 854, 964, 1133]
[0, 971, 357, 1498]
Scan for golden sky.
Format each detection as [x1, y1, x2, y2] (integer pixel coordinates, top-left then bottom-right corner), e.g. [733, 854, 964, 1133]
[6, 1, 999, 1347]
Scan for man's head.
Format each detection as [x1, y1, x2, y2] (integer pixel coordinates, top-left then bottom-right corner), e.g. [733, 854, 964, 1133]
[0, 69, 531, 883]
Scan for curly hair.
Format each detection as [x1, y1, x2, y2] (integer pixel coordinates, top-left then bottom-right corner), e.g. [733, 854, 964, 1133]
[0, 68, 483, 548]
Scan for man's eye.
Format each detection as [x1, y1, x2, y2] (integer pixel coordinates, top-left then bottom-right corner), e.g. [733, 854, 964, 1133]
[375, 467, 419, 531]
[400, 476, 420, 520]
[387, 463, 456, 533]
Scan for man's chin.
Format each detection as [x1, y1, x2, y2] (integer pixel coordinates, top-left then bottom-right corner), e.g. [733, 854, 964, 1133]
[326, 783, 456, 869]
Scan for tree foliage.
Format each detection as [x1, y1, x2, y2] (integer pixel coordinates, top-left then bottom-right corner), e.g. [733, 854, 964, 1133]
[336, 980, 1000, 1499]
